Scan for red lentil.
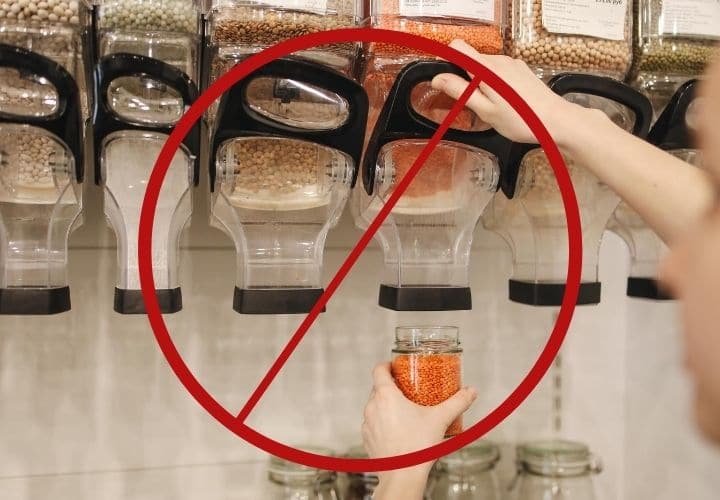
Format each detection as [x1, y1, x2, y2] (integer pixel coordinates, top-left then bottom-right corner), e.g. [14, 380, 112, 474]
[370, 0, 504, 57]
[391, 352, 463, 437]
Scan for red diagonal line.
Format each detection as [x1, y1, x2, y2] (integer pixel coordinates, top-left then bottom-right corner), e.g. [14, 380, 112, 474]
[236, 74, 483, 423]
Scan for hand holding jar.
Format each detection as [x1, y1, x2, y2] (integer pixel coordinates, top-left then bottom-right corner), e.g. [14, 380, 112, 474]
[362, 361, 477, 500]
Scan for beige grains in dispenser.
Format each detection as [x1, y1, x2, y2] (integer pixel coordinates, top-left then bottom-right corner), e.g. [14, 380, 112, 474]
[0, 130, 66, 202]
[0, 0, 81, 24]
[98, 0, 197, 33]
[209, 0, 360, 74]
[221, 138, 338, 210]
[507, 0, 633, 80]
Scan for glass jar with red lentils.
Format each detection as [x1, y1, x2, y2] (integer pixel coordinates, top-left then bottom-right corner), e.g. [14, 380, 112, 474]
[391, 326, 464, 437]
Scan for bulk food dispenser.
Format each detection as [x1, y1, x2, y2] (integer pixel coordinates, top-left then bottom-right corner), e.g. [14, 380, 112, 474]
[609, 79, 700, 300]
[95, 0, 202, 82]
[93, 54, 200, 314]
[210, 58, 367, 314]
[0, 0, 91, 315]
[356, 61, 504, 311]
[629, 0, 718, 114]
[506, 0, 633, 80]
[485, 74, 652, 306]
[363, 0, 503, 148]
[93, 0, 202, 314]
[204, 0, 363, 124]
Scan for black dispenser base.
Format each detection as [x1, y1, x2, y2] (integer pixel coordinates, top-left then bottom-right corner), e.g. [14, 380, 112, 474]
[508, 280, 602, 306]
[114, 288, 183, 314]
[378, 285, 472, 311]
[627, 278, 674, 301]
[0, 286, 71, 315]
[234, 288, 326, 315]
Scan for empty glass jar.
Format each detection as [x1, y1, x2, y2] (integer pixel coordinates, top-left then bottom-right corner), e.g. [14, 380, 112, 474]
[340, 446, 379, 500]
[509, 440, 602, 500]
[391, 326, 463, 437]
[265, 450, 341, 499]
[426, 441, 502, 500]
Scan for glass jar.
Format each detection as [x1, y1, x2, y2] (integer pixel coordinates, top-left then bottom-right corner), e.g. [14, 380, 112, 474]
[426, 441, 502, 500]
[391, 327, 463, 436]
[506, 0, 633, 80]
[510, 440, 602, 500]
[340, 446, 379, 500]
[265, 450, 341, 500]
[96, 0, 203, 82]
[630, 0, 718, 111]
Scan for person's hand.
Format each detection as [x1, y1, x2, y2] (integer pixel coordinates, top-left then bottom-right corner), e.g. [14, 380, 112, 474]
[362, 362, 477, 458]
[361, 363, 478, 499]
[431, 39, 594, 145]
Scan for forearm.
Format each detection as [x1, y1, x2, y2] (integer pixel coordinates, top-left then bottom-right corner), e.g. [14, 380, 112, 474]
[554, 106, 715, 244]
[374, 466, 432, 500]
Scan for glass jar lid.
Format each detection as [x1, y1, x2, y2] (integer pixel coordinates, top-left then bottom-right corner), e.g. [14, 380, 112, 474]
[517, 440, 602, 478]
[437, 441, 500, 474]
[268, 447, 337, 486]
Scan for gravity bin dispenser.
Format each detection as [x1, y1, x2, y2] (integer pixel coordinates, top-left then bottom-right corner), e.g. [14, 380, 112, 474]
[486, 74, 653, 306]
[210, 58, 368, 315]
[609, 79, 701, 300]
[0, 0, 91, 315]
[357, 61, 505, 312]
[93, 54, 200, 314]
[0, 45, 83, 315]
[95, 0, 202, 84]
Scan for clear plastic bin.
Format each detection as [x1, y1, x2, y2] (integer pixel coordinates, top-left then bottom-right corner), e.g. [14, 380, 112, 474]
[207, 0, 362, 75]
[96, 0, 202, 81]
[630, 0, 718, 111]
[506, 0, 633, 80]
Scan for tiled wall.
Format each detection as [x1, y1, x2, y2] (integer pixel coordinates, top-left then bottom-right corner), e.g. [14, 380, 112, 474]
[2, 182, 720, 498]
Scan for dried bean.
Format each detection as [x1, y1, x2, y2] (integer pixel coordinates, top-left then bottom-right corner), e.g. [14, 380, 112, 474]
[371, 0, 503, 57]
[211, 2, 358, 71]
[0, 132, 58, 189]
[226, 139, 322, 196]
[630, 0, 718, 79]
[98, 0, 198, 33]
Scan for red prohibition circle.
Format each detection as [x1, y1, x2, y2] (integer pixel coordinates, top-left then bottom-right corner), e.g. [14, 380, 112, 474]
[138, 28, 582, 473]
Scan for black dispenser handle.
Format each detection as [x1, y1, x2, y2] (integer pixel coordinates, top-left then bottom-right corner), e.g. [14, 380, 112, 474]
[501, 73, 654, 198]
[0, 43, 83, 182]
[93, 53, 200, 185]
[363, 60, 509, 195]
[211, 57, 368, 191]
[548, 73, 653, 137]
[648, 79, 699, 151]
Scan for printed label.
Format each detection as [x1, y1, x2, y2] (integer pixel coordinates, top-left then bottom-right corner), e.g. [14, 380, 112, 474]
[541, 0, 628, 41]
[273, 0, 329, 12]
[661, 0, 720, 38]
[399, 0, 496, 23]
